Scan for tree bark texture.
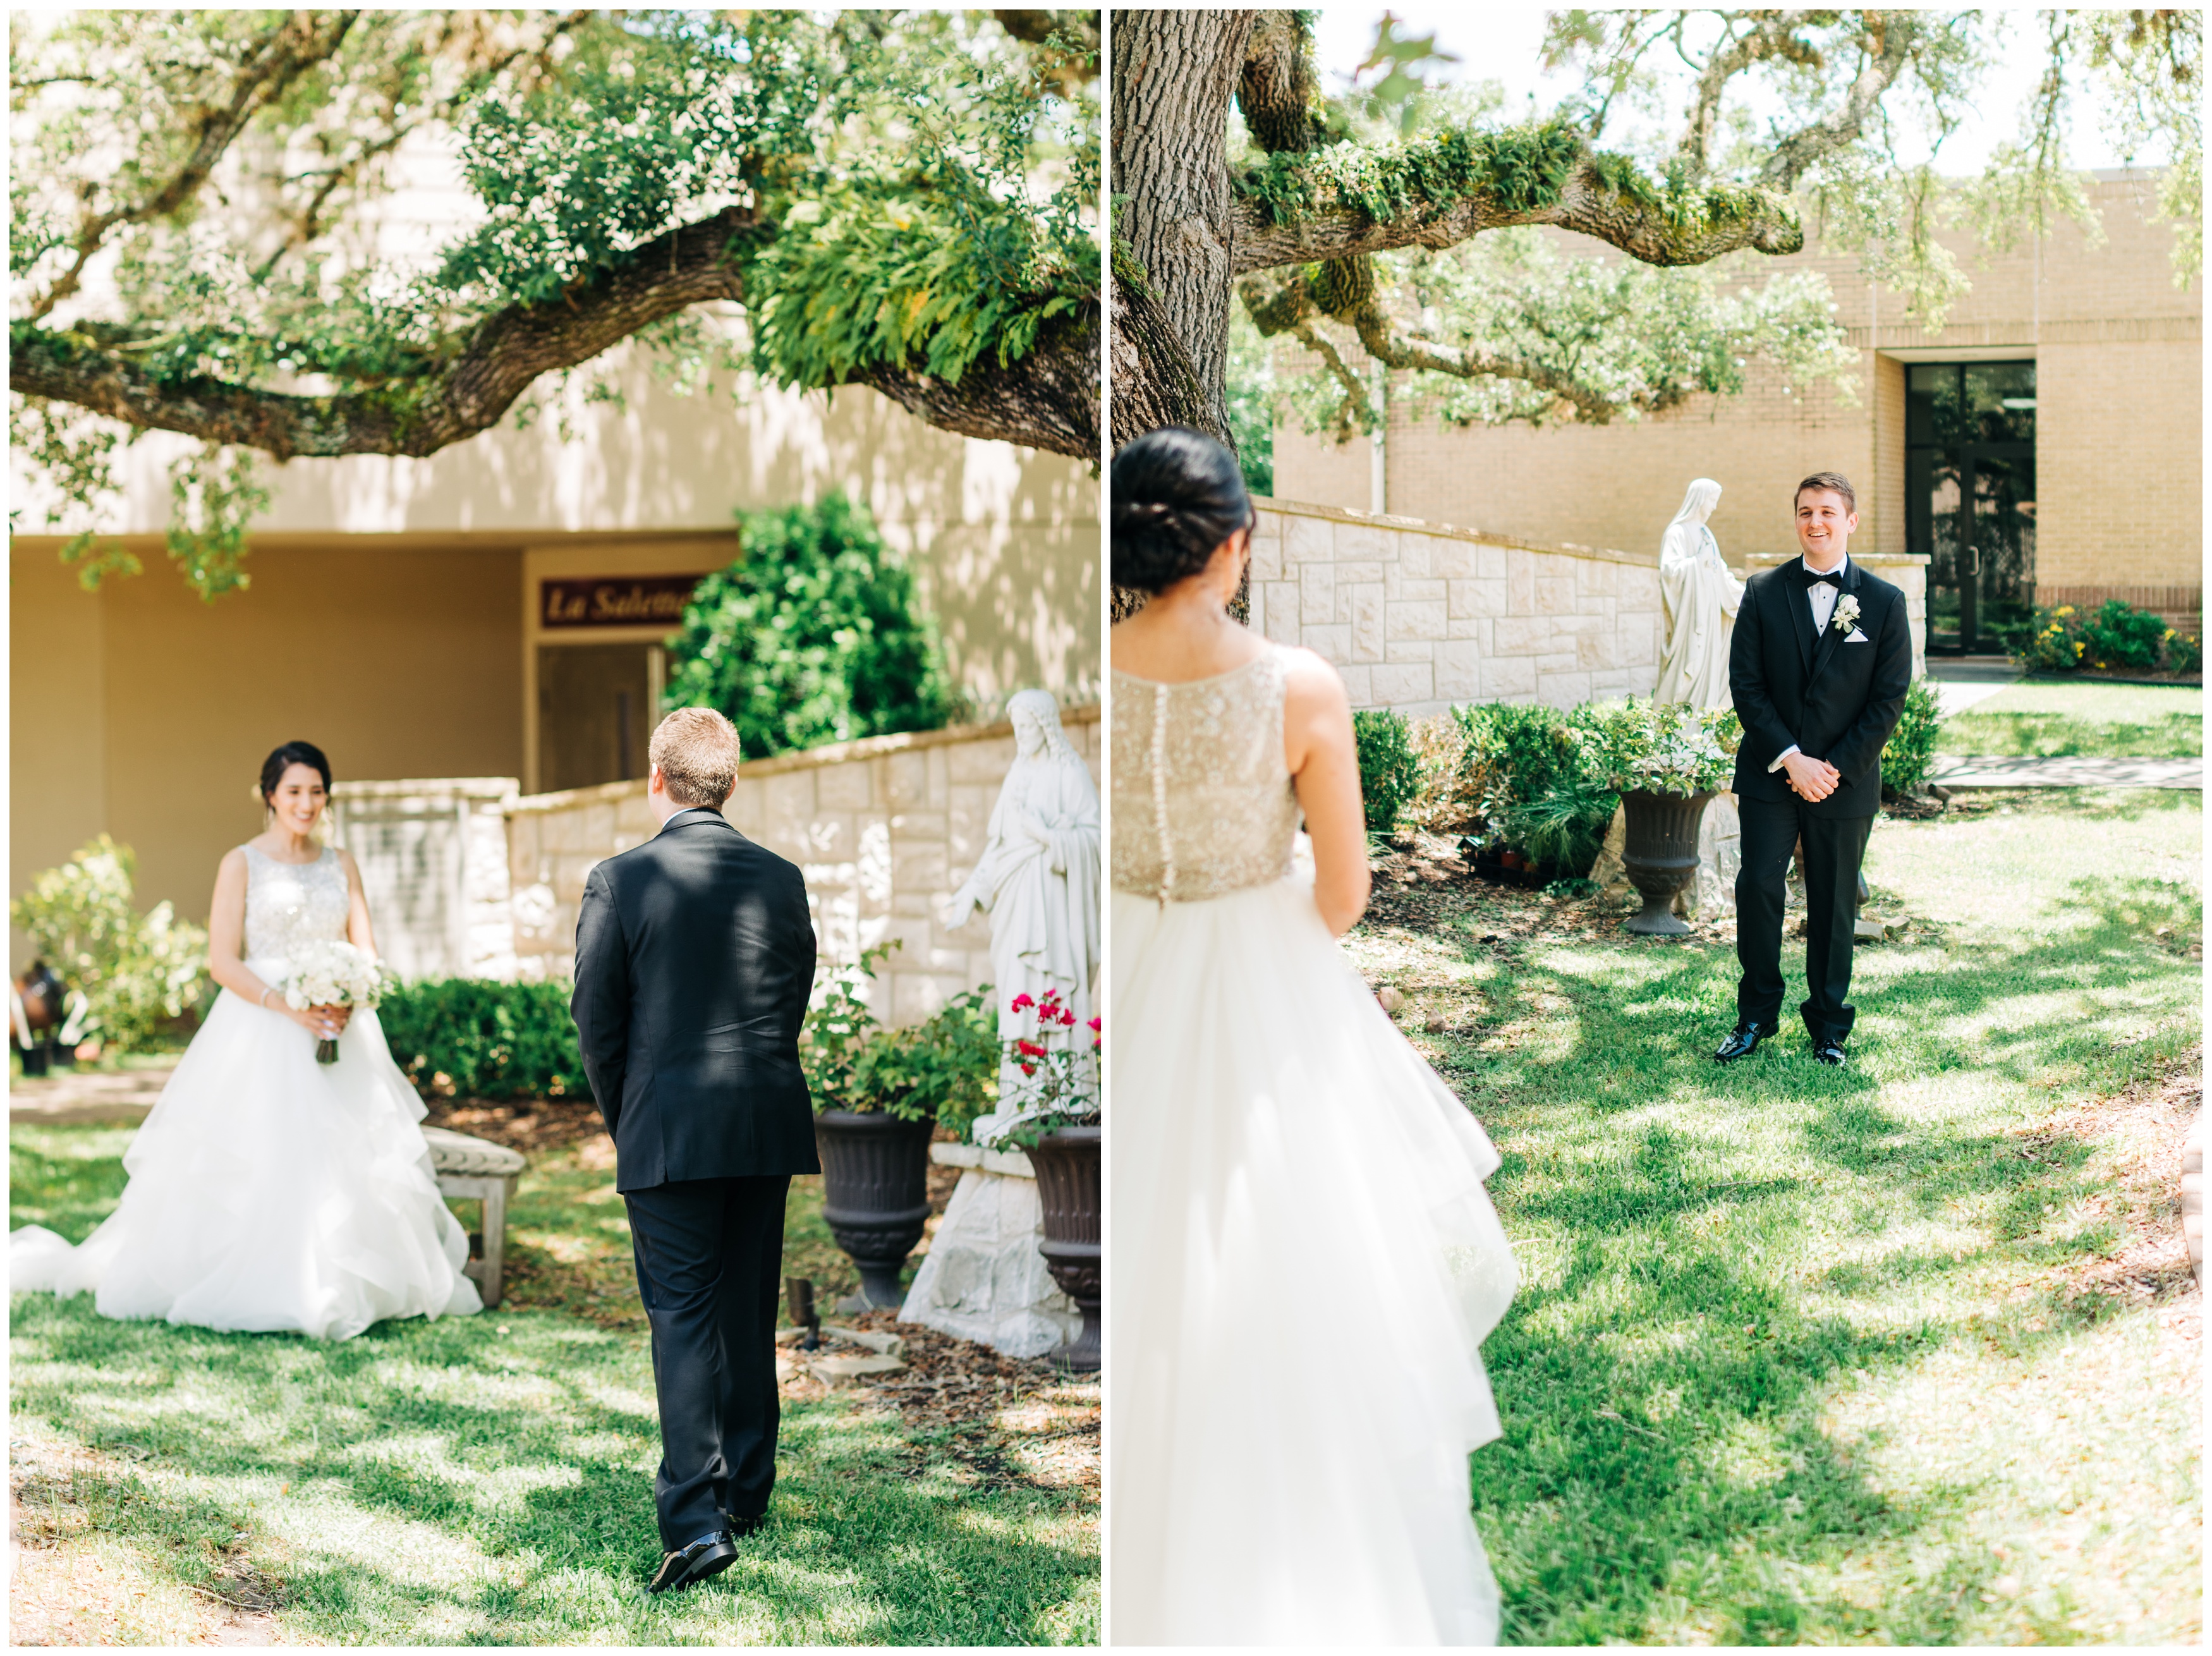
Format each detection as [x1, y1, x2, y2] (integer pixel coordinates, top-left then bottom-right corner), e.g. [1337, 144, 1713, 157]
[1109, 8, 1253, 451]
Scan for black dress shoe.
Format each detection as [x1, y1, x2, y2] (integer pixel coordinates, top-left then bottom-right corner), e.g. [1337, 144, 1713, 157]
[1714, 1020, 1779, 1062]
[1811, 1039, 1847, 1066]
[648, 1530, 739, 1595]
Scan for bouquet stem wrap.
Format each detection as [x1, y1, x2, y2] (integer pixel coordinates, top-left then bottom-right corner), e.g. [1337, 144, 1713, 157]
[278, 941, 388, 1067]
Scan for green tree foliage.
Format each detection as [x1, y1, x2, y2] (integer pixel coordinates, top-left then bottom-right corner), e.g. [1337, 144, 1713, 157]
[1220, 11, 2199, 448]
[662, 492, 952, 760]
[11, 10, 1100, 598]
[9, 838, 208, 1051]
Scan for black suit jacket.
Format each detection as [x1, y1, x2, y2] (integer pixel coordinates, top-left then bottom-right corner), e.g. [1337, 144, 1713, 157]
[1729, 556, 1913, 818]
[571, 807, 821, 1192]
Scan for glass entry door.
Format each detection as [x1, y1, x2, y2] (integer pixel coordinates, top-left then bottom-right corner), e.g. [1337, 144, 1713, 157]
[1905, 361, 2037, 654]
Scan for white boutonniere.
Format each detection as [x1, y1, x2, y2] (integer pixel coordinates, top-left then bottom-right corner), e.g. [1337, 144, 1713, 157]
[1832, 594, 1861, 633]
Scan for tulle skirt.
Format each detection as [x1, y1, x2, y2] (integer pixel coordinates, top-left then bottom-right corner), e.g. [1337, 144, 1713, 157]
[11, 961, 482, 1341]
[1109, 874, 1519, 1646]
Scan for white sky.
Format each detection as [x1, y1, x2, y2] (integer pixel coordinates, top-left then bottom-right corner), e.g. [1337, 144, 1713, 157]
[1306, 6, 2157, 174]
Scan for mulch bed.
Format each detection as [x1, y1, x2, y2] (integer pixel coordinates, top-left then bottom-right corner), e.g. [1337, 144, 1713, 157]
[831, 1308, 1100, 1495]
[422, 1095, 608, 1152]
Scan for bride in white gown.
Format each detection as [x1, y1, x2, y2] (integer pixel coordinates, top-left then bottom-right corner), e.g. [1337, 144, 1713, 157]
[10, 741, 482, 1340]
[1109, 430, 1519, 1645]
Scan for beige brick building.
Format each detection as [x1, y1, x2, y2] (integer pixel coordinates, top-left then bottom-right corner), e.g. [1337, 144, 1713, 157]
[1275, 170, 2201, 646]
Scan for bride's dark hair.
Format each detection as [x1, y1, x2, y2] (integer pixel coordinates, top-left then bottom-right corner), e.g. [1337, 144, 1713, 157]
[1111, 426, 1254, 595]
[259, 741, 333, 804]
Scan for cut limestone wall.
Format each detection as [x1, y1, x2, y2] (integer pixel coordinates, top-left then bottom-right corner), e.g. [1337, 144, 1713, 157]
[1247, 496, 1665, 715]
[326, 777, 518, 982]
[503, 705, 1100, 1023]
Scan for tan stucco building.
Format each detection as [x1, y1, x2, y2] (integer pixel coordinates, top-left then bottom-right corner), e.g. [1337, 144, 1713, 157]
[1276, 170, 2201, 647]
[11, 324, 1098, 935]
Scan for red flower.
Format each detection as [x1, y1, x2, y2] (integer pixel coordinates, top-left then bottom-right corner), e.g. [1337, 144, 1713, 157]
[1016, 1039, 1047, 1057]
[1019, 1062, 1036, 1077]
[1087, 1018, 1101, 1032]
[1009, 992, 1035, 1013]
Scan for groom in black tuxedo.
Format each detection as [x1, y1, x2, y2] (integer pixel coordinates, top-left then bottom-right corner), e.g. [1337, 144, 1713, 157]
[1718, 472, 1912, 1067]
[571, 707, 819, 1595]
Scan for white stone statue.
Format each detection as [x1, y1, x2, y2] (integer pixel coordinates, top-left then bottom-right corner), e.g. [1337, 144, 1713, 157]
[942, 689, 1101, 1140]
[1653, 478, 1744, 712]
[901, 690, 1098, 1357]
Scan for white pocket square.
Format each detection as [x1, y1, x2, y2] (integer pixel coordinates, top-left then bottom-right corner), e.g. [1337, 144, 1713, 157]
[1845, 628, 1869, 643]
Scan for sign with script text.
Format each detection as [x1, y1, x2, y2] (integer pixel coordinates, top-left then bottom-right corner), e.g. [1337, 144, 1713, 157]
[540, 576, 703, 630]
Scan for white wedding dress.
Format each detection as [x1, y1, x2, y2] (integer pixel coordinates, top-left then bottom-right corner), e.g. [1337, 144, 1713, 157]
[10, 844, 482, 1339]
[1109, 647, 1520, 1646]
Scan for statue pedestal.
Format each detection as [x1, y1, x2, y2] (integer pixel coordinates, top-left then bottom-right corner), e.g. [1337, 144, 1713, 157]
[1593, 792, 1741, 918]
[898, 1144, 1081, 1358]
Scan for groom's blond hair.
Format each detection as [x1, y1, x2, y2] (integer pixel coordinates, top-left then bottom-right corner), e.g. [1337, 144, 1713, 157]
[650, 708, 743, 807]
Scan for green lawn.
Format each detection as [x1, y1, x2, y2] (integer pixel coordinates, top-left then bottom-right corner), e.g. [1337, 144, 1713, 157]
[9, 1141, 1098, 1644]
[1938, 681, 2202, 759]
[1351, 789, 2202, 1645]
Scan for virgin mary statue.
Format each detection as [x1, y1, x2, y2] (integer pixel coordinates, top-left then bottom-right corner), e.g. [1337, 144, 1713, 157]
[944, 691, 1100, 1125]
[1653, 478, 1744, 710]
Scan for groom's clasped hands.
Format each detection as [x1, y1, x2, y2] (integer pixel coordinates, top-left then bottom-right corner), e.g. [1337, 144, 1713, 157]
[1778, 750, 1841, 802]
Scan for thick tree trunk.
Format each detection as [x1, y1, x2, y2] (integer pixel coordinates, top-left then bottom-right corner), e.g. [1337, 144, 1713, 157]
[1109, 8, 1253, 451]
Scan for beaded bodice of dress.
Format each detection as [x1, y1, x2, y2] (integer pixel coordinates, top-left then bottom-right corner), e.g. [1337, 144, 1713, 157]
[241, 844, 350, 961]
[1111, 647, 1302, 902]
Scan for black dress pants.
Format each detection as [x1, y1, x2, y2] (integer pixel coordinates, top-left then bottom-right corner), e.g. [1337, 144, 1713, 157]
[1735, 798, 1875, 1043]
[623, 1174, 790, 1549]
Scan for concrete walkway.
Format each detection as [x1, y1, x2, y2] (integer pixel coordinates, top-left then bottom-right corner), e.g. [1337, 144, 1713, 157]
[1925, 656, 2023, 717]
[1929, 755, 2203, 790]
[9, 1066, 173, 1124]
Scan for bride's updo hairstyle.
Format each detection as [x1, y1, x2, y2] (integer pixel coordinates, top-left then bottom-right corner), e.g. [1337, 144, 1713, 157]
[1111, 425, 1254, 595]
[259, 741, 332, 804]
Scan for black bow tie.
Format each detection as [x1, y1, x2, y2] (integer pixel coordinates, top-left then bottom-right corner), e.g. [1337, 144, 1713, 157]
[1801, 564, 1844, 588]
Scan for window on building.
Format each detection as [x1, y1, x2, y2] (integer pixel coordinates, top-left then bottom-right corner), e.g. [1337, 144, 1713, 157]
[1905, 360, 2036, 655]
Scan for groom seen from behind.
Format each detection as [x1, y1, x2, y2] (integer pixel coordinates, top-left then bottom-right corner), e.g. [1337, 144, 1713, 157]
[1718, 473, 1912, 1067]
[571, 708, 820, 1594]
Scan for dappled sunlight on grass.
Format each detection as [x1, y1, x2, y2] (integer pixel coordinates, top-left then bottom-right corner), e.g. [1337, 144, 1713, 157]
[1347, 789, 2199, 1645]
[10, 1122, 1098, 1645]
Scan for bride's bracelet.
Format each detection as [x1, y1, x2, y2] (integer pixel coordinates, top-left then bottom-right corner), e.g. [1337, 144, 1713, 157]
[258, 986, 275, 1008]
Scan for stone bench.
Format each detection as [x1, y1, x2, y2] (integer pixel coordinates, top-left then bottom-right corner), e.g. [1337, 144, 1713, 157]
[422, 1127, 527, 1310]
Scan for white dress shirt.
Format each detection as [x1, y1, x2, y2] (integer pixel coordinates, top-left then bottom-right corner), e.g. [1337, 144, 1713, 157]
[1770, 553, 1852, 771]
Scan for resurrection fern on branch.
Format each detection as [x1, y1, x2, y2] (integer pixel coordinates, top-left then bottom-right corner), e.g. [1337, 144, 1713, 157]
[11, 10, 1101, 597]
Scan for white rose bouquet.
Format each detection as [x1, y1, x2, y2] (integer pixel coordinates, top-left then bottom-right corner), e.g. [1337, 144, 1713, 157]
[279, 940, 389, 1064]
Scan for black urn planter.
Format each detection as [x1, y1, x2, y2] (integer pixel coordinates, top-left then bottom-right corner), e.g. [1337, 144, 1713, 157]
[813, 1109, 935, 1310]
[1026, 1124, 1101, 1372]
[1620, 788, 1715, 936]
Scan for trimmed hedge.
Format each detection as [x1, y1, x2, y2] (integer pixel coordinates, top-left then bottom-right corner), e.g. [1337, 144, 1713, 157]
[376, 978, 585, 1102]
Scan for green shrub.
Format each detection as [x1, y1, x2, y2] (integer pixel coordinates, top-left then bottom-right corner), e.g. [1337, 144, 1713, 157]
[1880, 676, 1947, 795]
[2008, 605, 2087, 673]
[377, 978, 585, 1101]
[1452, 701, 1620, 877]
[9, 837, 207, 1052]
[1402, 714, 1481, 830]
[2168, 632, 2203, 674]
[801, 942, 999, 1129]
[1352, 709, 1425, 835]
[2081, 599, 2170, 671]
[662, 491, 953, 760]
